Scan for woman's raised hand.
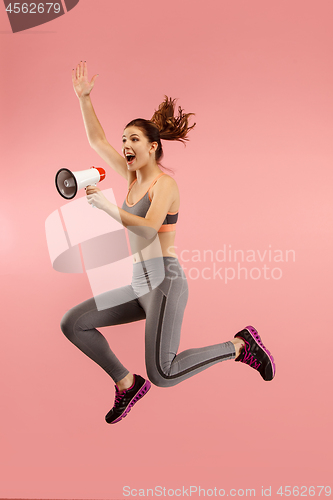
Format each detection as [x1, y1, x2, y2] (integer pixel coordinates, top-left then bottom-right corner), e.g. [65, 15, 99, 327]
[72, 61, 99, 99]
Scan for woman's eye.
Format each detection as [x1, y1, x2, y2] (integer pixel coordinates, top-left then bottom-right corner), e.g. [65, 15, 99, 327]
[132, 138, 138, 142]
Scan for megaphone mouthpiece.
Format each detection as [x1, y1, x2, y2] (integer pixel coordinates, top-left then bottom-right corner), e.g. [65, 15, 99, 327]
[64, 178, 75, 188]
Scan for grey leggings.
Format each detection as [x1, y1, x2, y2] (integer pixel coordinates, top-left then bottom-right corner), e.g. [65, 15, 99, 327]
[60, 257, 236, 387]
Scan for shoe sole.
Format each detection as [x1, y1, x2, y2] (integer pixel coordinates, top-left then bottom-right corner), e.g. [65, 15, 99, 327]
[110, 379, 151, 424]
[238, 325, 276, 381]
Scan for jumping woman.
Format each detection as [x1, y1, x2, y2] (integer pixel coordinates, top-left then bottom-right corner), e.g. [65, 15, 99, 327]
[61, 61, 276, 425]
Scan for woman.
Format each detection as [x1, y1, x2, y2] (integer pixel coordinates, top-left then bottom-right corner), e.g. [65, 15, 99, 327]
[61, 61, 276, 425]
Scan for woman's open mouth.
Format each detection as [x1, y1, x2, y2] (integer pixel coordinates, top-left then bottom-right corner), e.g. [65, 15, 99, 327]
[126, 154, 136, 165]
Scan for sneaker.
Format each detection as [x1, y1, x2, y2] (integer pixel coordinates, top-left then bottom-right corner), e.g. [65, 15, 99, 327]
[105, 374, 151, 424]
[234, 325, 276, 381]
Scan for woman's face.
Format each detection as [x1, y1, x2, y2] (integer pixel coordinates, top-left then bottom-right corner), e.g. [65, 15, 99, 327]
[122, 126, 157, 170]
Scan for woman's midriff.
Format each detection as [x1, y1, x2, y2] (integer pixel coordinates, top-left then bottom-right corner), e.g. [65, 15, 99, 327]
[131, 231, 177, 263]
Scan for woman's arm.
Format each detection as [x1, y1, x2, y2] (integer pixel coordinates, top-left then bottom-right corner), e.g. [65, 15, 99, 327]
[85, 175, 177, 239]
[77, 94, 104, 145]
[72, 62, 128, 180]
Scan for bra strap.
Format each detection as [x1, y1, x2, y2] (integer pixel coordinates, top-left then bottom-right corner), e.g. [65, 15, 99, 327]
[147, 172, 165, 201]
[148, 172, 165, 191]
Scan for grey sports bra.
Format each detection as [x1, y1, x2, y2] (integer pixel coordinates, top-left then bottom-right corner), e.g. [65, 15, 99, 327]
[121, 172, 178, 233]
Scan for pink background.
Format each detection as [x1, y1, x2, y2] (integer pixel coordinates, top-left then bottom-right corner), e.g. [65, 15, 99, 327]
[0, 0, 332, 498]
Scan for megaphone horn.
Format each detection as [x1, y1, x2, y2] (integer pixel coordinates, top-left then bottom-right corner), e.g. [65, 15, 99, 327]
[55, 166, 106, 200]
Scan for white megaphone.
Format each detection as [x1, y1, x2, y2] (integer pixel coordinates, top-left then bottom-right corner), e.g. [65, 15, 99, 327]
[55, 166, 106, 199]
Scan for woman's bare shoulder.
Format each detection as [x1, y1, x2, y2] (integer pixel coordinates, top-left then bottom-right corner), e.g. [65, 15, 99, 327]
[151, 173, 180, 207]
[159, 173, 179, 190]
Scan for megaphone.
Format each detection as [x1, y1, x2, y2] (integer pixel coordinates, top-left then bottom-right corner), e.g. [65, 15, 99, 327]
[55, 166, 106, 200]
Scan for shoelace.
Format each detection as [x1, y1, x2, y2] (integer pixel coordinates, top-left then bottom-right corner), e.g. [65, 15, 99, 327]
[241, 341, 261, 369]
[114, 387, 127, 406]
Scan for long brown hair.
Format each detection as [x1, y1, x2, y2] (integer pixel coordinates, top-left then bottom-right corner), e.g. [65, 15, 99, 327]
[125, 96, 196, 169]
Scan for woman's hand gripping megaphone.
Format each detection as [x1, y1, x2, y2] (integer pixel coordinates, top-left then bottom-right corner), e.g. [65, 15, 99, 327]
[85, 185, 109, 210]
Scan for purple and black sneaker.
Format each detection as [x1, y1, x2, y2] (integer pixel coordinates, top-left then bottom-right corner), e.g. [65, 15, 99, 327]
[105, 374, 151, 424]
[234, 325, 276, 381]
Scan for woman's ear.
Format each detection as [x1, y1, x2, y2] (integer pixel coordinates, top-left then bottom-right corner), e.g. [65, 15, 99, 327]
[149, 142, 158, 154]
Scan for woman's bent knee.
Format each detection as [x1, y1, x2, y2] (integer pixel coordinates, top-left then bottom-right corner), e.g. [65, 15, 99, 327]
[146, 366, 175, 388]
[60, 309, 75, 340]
